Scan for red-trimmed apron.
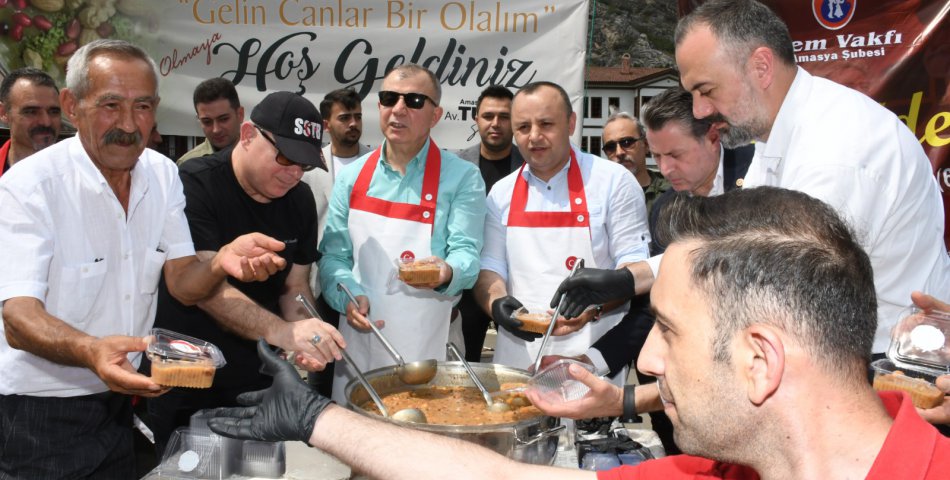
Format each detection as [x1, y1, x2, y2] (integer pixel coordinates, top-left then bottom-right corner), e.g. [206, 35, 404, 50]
[495, 151, 625, 383]
[332, 141, 456, 402]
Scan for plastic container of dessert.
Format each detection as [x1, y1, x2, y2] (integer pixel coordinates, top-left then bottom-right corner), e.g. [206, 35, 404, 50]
[396, 256, 444, 285]
[146, 329, 226, 389]
[872, 308, 949, 408]
[510, 306, 554, 334]
[871, 358, 944, 408]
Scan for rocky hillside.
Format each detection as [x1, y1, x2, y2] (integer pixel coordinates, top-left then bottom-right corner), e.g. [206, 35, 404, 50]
[588, 0, 678, 68]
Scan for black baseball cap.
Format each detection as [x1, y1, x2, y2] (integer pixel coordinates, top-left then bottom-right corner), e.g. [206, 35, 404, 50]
[250, 91, 327, 170]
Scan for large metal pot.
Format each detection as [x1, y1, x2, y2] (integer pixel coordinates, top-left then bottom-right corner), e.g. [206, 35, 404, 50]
[345, 361, 562, 465]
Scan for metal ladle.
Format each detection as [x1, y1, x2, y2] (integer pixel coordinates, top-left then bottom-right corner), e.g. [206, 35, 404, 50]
[336, 283, 438, 385]
[446, 342, 511, 413]
[295, 295, 427, 424]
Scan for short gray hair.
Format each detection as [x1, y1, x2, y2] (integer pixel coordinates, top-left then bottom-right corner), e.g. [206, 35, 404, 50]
[66, 39, 159, 100]
[603, 112, 644, 140]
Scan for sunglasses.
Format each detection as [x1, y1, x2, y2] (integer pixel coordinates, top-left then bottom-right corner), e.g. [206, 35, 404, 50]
[254, 125, 316, 172]
[603, 136, 641, 155]
[378, 91, 437, 109]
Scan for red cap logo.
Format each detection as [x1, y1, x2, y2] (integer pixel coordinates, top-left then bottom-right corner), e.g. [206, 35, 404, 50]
[400, 250, 415, 262]
[565, 256, 578, 270]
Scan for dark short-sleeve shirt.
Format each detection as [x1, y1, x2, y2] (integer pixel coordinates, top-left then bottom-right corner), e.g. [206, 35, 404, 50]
[154, 148, 319, 388]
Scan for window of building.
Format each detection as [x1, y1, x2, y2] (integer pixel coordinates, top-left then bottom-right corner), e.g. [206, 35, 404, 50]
[590, 97, 603, 119]
[582, 136, 602, 155]
[608, 97, 620, 115]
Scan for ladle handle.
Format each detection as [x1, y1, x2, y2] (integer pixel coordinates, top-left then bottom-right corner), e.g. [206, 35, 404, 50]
[336, 283, 406, 367]
[339, 348, 390, 418]
[296, 293, 323, 320]
[532, 258, 584, 374]
[296, 295, 390, 417]
[446, 342, 494, 407]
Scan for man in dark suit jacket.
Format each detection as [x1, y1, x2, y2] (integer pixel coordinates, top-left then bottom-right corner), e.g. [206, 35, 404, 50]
[457, 85, 524, 362]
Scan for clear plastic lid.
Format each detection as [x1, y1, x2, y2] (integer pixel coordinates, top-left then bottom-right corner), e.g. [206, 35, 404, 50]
[887, 308, 950, 376]
[146, 328, 227, 368]
[394, 256, 444, 286]
[528, 358, 596, 402]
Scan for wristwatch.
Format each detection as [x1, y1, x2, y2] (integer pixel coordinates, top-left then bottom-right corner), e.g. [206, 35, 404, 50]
[621, 385, 642, 423]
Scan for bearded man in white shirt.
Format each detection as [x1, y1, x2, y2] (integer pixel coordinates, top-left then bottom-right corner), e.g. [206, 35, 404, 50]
[554, 0, 950, 358]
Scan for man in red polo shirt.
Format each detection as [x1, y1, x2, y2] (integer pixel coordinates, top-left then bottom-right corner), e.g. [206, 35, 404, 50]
[205, 186, 950, 480]
[0, 67, 61, 177]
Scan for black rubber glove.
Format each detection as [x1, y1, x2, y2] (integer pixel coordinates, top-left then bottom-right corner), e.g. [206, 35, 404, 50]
[550, 267, 636, 319]
[208, 339, 332, 443]
[492, 295, 540, 341]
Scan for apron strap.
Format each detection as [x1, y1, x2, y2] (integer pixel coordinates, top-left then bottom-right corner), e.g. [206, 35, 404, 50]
[349, 139, 442, 230]
[508, 149, 590, 228]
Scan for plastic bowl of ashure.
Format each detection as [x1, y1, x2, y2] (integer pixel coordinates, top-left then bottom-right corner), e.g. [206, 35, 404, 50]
[0, 0, 160, 86]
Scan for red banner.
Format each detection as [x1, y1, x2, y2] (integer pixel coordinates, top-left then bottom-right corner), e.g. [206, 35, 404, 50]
[679, 0, 950, 245]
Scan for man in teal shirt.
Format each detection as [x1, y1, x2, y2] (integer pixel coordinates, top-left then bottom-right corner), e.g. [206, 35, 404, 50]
[318, 65, 485, 401]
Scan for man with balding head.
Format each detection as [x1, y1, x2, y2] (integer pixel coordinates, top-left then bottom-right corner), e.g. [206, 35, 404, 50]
[318, 65, 486, 402]
[601, 113, 668, 212]
[473, 81, 649, 382]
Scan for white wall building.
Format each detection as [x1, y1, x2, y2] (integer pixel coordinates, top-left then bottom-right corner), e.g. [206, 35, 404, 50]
[581, 54, 679, 158]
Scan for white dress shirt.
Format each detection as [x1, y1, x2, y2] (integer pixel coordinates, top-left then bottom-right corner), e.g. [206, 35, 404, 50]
[0, 136, 195, 396]
[745, 67, 950, 353]
[482, 145, 651, 283]
[710, 146, 725, 197]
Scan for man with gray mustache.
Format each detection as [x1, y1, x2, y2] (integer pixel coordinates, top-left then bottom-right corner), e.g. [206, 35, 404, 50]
[0, 67, 62, 178]
[0, 40, 287, 479]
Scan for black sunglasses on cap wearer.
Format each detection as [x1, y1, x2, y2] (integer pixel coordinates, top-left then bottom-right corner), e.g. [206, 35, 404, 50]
[602, 136, 641, 155]
[254, 125, 317, 172]
[378, 91, 437, 109]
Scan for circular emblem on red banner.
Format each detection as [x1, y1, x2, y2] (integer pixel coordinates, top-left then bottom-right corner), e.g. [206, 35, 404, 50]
[565, 256, 578, 270]
[813, 0, 856, 31]
[400, 250, 415, 262]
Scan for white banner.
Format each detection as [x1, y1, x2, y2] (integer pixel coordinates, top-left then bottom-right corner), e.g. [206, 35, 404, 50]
[0, 0, 588, 150]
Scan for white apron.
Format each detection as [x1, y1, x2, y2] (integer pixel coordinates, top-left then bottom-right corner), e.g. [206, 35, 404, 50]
[494, 151, 625, 384]
[332, 141, 456, 402]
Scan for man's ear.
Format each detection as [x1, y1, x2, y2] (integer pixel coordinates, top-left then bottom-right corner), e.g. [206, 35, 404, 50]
[747, 46, 775, 91]
[60, 89, 79, 123]
[738, 324, 785, 405]
[238, 121, 256, 148]
[430, 106, 443, 129]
